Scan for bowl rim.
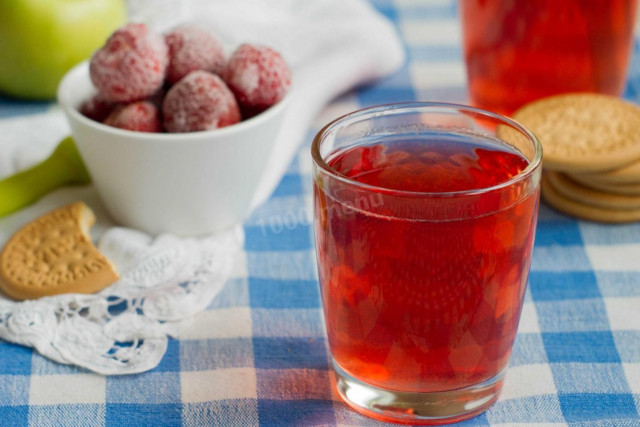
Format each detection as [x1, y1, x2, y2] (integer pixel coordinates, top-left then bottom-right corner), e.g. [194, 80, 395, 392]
[57, 60, 292, 143]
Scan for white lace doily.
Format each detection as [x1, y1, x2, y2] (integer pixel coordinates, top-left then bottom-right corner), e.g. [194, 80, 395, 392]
[0, 226, 243, 375]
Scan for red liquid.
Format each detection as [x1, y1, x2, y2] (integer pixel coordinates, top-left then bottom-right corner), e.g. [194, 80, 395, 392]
[314, 135, 539, 393]
[461, 0, 638, 115]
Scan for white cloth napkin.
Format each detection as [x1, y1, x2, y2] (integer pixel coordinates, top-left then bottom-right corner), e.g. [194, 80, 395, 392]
[0, 0, 404, 374]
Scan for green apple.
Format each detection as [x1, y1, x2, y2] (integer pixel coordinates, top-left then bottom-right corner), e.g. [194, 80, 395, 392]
[0, 0, 127, 99]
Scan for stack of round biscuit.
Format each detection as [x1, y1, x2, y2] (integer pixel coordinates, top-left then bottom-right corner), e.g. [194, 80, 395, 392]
[512, 93, 640, 223]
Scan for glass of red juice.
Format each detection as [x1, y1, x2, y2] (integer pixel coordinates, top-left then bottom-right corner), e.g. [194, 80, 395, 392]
[460, 0, 638, 116]
[311, 103, 542, 424]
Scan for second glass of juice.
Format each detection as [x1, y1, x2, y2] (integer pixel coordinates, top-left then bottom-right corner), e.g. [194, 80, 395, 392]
[460, 0, 638, 116]
[312, 103, 542, 424]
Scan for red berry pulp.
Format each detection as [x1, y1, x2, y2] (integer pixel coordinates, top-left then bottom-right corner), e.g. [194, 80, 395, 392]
[314, 134, 539, 393]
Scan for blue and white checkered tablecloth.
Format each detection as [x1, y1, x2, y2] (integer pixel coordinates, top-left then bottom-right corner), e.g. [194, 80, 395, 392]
[1, 1, 640, 425]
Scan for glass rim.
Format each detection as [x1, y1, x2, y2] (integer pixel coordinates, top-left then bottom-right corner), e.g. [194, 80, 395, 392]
[311, 102, 543, 198]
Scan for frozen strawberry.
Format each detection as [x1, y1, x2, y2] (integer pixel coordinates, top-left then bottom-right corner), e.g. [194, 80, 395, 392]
[90, 23, 168, 103]
[103, 101, 162, 133]
[79, 94, 116, 122]
[223, 43, 291, 114]
[164, 25, 226, 84]
[162, 71, 241, 133]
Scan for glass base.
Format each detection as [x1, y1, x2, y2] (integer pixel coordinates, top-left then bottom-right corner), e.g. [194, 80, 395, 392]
[333, 360, 505, 425]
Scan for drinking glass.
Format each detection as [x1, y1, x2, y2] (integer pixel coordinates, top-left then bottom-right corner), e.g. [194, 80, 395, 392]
[312, 103, 542, 424]
[460, 0, 638, 116]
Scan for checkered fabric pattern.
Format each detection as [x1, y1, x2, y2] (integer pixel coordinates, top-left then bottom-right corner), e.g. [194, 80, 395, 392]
[1, 0, 640, 425]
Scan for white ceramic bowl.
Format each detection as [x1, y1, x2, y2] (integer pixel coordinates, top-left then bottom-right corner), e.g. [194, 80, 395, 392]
[58, 61, 290, 236]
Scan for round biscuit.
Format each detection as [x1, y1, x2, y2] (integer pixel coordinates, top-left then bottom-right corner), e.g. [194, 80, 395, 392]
[568, 173, 640, 196]
[542, 176, 640, 223]
[547, 172, 640, 210]
[512, 93, 640, 173]
[572, 158, 640, 184]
